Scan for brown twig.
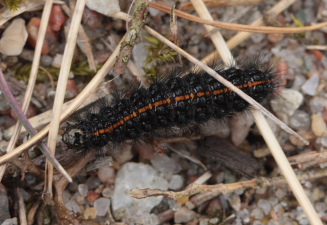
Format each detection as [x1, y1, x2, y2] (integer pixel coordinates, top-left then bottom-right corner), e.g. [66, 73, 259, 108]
[130, 168, 327, 200]
[114, 0, 149, 74]
[181, 0, 265, 11]
[149, 2, 327, 34]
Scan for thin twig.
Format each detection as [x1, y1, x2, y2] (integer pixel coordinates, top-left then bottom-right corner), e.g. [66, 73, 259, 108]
[149, 2, 327, 33]
[43, 0, 86, 204]
[0, 0, 55, 181]
[18, 188, 27, 225]
[114, 0, 149, 74]
[130, 168, 327, 200]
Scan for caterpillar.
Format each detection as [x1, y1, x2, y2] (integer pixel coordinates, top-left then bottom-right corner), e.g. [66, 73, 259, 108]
[62, 59, 279, 151]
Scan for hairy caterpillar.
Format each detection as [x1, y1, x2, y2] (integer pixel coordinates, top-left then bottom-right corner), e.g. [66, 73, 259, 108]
[62, 59, 279, 151]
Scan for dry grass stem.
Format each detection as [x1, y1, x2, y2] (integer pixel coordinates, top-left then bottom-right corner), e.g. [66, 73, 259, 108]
[0, 0, 55, 181]
[181, 0, 265, 11]
[114, 0, 149, 74]
[44, 0, 87, 204]
[149, 2, 327, 33]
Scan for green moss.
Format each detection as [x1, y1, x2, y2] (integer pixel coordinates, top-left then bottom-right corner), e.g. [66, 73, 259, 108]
[3, 0, 23, 11]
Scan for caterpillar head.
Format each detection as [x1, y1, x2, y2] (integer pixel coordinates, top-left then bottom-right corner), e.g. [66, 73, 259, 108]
[62, 126, 88, 150]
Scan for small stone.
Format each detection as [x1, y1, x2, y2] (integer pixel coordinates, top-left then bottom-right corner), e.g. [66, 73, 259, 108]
[258, 199, 271, 215]
[289, 110, 311, 130]
[86, 0, 120, 16]
[169, 175, 184, 190]
[312, 187, 324, 201]
[209, 218, 219, 224]
[85, 176, 101, 190]
[269, 197, 279, 206]
[83, 207, 97, 220]
[110, 143, 133, 164]
[94, 198, 110, 216]
[65, 199, 81, 214]
[267, 220, 280, 225]
[199, 220, 208, 225]
[52, 54, 63, 68]
[301, 72, 319, 96]
[112, 163, 168, 220]
[78, 184, 88, 197]
[253, 220, 263, 225]
[251, 208, 264, 220]
[97, 166, 115, 184]
[267, 33, 284, 43]
[311, 113, 327, 137]
[309, 97, 327, 114]
[87, 190, 100, 202]
[250, 33, 266, 43]
[270, 89, 303, 120]
[102, 187, 113, 198]
[75, 195, 85, 204]
[174, 207, 196, 223]
[2, 218, 18, 225]
[49, 5, 66, 31]
[83, 7, 101, 29]
[227, 193, 241, 211]
[27, 17, 56, 54]
[0, 18, 28, 56]
[151, 154, 181, 174]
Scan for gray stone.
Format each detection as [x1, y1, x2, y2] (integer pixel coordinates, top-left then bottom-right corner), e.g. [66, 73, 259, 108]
[94, 198, 110, 216]
[112, 162, 169, 221]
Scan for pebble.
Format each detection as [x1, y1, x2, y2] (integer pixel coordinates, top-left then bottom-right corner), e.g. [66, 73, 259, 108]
[309, 97, 327, 114]
[49, 5, 66, 32]
[311, 113, 327, 137]
[65, 199, 81, 214]
[230, 114, 254, 146]
[227, 193, 241, 211]
[270, 89, 303, 120]
[94, 197, 110, 216]
[2, 218, 18, 225]
[83, 207, 97, 220]
[110, 143, 133, 163]
[169, 174, 184, 190]
[289, 110, 311, 130]
[97, 166, 115, 184]
[87, 190, 100, 202]
[86, 0, 120, 16]
[52, 54, 63, 68]
[112, 162, 168, 221]
[151, 154, 181, 174]
[209, 218, 219, 224]
[85, 176, 101, 190]
[251, 208, 264, 220]
[78, 184, 88, 197]
[27, 17, 57, 54]
[101, 187, 113, 198]
[301, 72, 319, 96]
[258, 199, 271, 215]
[83, 7, 102, 29]
[0, 18, 28, 56]
[174, 207, 196, 223]
[133, 42, 149, 73]
[312, 187, 325, 201]
[268, 33, 284, 43]
[0, 183, 10, 220]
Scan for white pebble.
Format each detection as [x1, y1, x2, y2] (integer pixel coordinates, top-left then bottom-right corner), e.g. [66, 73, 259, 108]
[0, 18, 28, 56]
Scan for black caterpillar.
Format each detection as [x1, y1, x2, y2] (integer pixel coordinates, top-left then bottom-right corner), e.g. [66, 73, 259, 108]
[62, 61, 278, 151]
